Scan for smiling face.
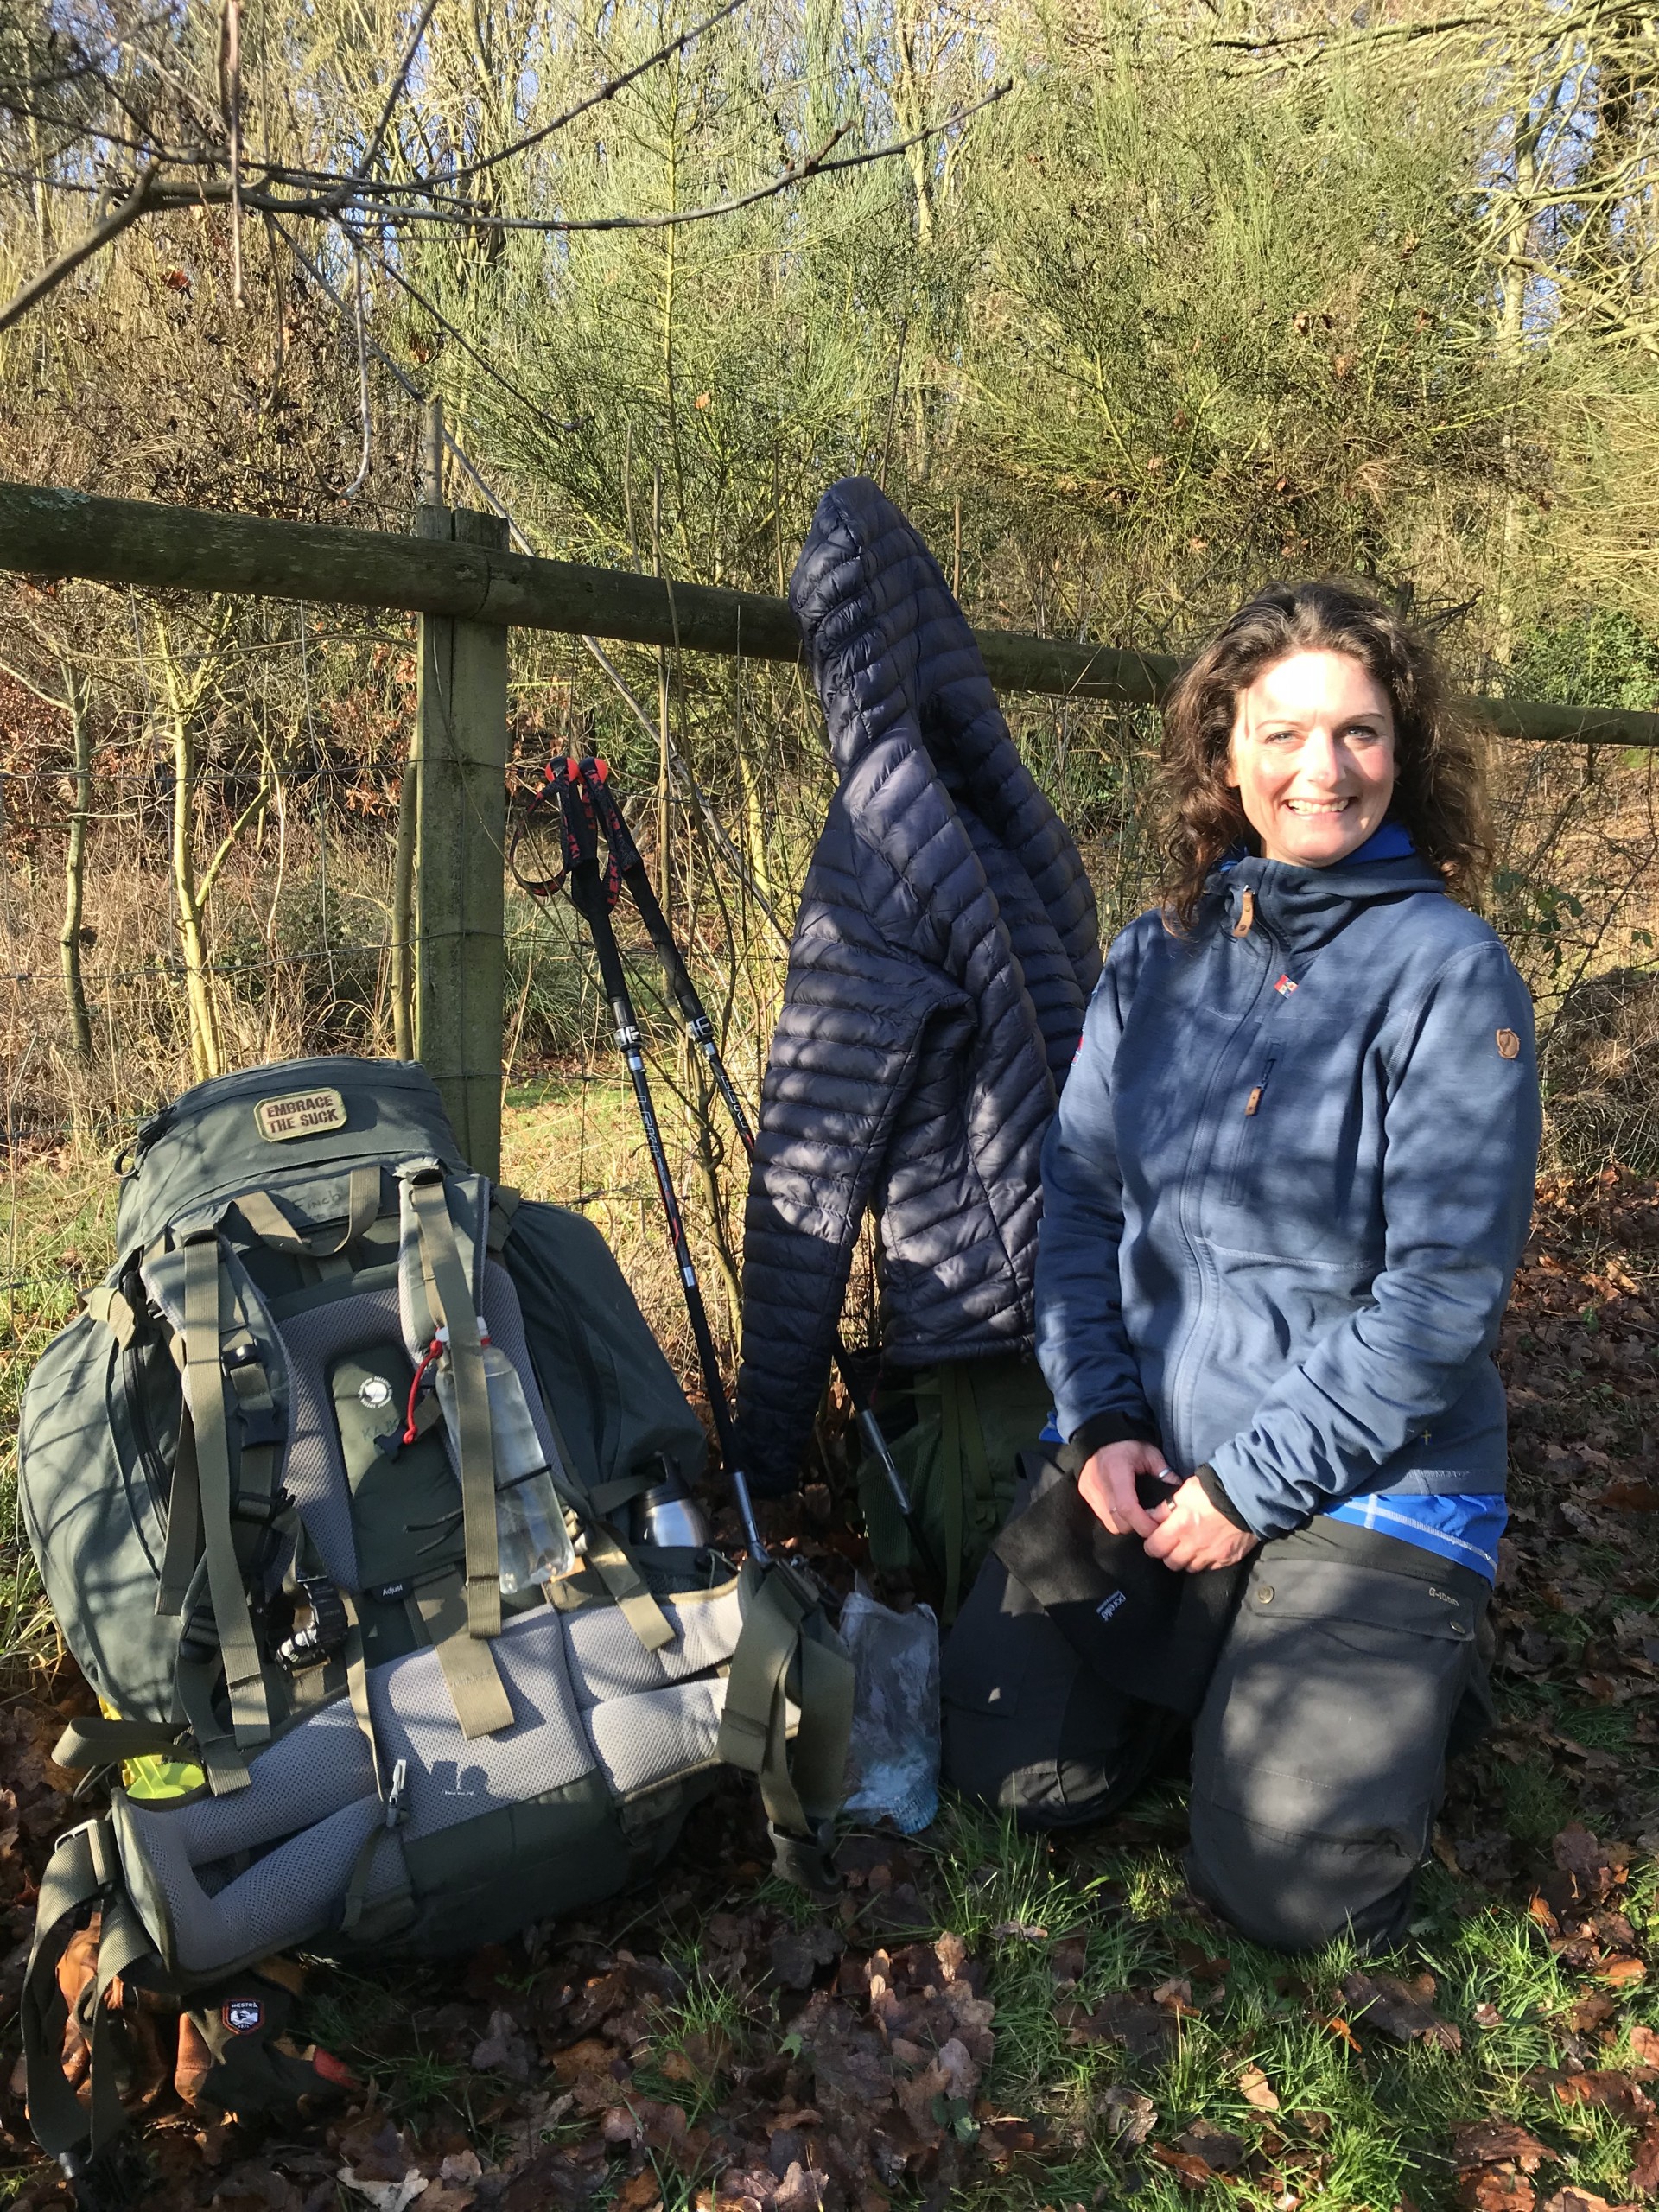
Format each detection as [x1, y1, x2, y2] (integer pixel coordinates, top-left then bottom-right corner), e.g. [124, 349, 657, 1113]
[1226, 649, 1398, 869]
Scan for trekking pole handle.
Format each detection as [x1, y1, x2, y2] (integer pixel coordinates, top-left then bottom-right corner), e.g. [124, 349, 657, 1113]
[580, 756, 759, 1149]
[582, 757, 645, 874]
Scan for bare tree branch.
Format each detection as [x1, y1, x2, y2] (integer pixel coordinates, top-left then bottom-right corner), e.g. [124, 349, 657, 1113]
[146, 79, 1013, 232]
[0, 160, 157, 335]
[408, 0, 747, 189]
[338, 219, 581, 433]
[22, 0, 749, 196]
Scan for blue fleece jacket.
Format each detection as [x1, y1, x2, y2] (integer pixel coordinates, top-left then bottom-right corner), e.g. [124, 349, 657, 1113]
[1033, 847, 1541, 1538]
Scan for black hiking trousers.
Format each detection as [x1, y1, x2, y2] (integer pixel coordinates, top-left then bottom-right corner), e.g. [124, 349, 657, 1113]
[941, 1499, 1495, 1954]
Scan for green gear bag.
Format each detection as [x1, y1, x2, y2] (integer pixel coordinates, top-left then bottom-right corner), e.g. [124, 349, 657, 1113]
[16, 1056, 850, 2201]
[856, 1354, 1054, 1622]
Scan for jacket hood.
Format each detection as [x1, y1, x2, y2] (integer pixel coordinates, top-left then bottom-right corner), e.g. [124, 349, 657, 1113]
[792, 477, 1043, 811]
[1209, 850, 1448, 963]
[790, 473, 1099, 1007]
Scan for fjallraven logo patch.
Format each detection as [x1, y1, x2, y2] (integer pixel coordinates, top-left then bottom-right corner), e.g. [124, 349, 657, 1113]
[222, 1998, 263, 2034]
[1274, 973, 1297, 996]
[1495, 1028, 1521, 1060]
[254, 1088, 348, 1141]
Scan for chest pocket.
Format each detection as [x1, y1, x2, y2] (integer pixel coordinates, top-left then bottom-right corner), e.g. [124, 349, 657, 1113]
[1221, 1054, 1276, 1207]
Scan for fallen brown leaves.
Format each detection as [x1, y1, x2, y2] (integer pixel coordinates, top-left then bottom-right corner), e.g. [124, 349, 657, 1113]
[1339, 1970, 1463, 2051]
[785, 1929, 995, 2190]
[1237, 2063, 1280, 2112]
[0, 1167, 1656, 2209]
[1141, 2103, 1328, 2202]
[1056, 1987, 1177, 2058]
[1452, 2120, 1553, 2212]
[1452, 2121, 1552, 2171]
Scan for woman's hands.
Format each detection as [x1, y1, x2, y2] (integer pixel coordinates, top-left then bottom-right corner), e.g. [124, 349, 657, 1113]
[1077, 1438, 1179, 1540]
[1144, 1478, 1260, 1573]
[1077, 1442, 1259, 1573]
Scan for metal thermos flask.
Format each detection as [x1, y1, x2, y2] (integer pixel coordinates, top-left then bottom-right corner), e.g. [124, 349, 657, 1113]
[636, 1459, 710, 1549]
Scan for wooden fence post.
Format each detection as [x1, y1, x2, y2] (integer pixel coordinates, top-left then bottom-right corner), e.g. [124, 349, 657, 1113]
[412, 496, 511, 1179]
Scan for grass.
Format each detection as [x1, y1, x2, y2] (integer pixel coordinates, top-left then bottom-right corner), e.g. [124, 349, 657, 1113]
[925, 1826, 1655, 2211]
[891, 1713, 1659, 2212]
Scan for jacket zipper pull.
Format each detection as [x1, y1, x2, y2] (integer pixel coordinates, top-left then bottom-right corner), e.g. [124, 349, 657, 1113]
[1232, 888, 1255, 939]
[1243, 1052, 1277, 1118]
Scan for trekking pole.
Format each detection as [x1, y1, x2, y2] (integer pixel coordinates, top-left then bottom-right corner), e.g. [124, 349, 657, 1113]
[581, 755, 758, 1147]
[550, 760, 770, 1565]
[577, 756, 941, 1586]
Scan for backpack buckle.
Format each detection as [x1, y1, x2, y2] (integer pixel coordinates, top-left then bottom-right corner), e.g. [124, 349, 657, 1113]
[275, 1580, 349, 1672]
[766, 1818, 841, 1897]
[384, 1758, 409, 1828]
[232, 1484, 292, 1528]
[232, 1402, 284, 1453]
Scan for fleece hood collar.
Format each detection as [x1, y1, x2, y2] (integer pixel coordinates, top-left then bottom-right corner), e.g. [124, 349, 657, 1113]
[1211, 849, 1446, 962]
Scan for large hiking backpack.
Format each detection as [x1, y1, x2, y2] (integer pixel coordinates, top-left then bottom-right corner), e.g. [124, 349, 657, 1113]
[16, 1057, 850, 2190]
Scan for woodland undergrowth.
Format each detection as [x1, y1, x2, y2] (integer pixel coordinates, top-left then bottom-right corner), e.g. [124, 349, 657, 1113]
[0, 1169, 1652, 2211]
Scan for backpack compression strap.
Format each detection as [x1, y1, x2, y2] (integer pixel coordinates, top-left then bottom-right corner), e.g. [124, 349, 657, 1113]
[178, 1236, 272, 1764]
[21, 1818, 155, 2179]
[405, 1170, 502, 1643]
[52, 1717, 194, 1772]
[532, 1386, 675, 1655]
[716, 1563, 854, 1893]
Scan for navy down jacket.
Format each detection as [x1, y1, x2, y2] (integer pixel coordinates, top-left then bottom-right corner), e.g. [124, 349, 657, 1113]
[1035, 848, 1541, 1536]
[734, 480, 1100, 1493]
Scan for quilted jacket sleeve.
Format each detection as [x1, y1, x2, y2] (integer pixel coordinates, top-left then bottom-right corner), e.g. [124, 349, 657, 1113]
[734, 833, 962, 1496]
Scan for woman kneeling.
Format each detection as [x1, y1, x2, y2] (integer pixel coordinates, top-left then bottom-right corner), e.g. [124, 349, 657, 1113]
[943, 581, 1540, 1954]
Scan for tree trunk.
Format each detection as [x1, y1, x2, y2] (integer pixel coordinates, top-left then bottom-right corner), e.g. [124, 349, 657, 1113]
[155, 607, 234, 1082]
[172, 696, 222, 1083]
[57, 658, 92, 1060]
[391, 739, 417, 1059]
[1493, 109, 1540, 680]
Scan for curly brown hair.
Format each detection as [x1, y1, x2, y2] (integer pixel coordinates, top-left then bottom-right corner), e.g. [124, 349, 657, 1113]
[1157, 578, 1491, 927]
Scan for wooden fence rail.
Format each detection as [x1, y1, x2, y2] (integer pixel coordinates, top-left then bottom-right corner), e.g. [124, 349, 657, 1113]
[6, 471, 1657, 1166]
[5, 478, 1659, 746]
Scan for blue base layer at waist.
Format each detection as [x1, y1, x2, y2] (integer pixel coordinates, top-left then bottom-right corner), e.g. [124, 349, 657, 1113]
[1324, 1492, 1506, 1580]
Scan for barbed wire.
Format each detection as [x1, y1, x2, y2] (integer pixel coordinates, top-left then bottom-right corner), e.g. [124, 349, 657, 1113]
[0, 944, 386, 985]
[0, 753, 684, 783]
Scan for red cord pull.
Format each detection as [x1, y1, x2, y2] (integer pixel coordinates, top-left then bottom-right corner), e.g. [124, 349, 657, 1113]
[404, 1336, 442, 1444]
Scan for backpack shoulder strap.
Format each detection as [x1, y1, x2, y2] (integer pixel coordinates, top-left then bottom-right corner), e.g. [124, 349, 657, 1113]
[400, 1166, 501, 1644]
[179, 1235, 273, 1762]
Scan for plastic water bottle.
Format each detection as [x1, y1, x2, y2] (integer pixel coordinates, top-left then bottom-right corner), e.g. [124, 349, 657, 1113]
[435, 1321, 575, 1592]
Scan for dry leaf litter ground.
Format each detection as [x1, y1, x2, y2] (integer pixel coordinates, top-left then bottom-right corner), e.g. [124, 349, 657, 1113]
[0, 1169, 1655, 2211]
